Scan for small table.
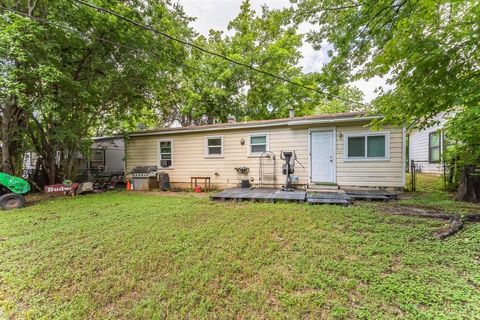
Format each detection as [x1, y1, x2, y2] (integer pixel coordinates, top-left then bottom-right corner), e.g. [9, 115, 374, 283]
[191, 176, 211, 192]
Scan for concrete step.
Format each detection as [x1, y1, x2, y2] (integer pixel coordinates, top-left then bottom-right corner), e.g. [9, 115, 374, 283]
[307, 184, 339, 191]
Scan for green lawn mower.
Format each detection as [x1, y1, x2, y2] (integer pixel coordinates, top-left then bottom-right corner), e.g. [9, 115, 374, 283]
[0, 172, 31, 210]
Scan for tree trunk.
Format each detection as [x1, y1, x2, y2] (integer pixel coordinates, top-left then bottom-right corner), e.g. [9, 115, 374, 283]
[1, 105, 12, 173]
[46, 154, 57, 185]
[455, 165, 480, 202]
[63, 149, 75, 180]
[1, 96, 16, 174]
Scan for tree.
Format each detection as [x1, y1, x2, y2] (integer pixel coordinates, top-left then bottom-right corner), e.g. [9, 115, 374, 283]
[315, 86, 364, 114]
[295, 0, 479, 200]
[1, 0, 192, 182]
[175, 0, 356, 125]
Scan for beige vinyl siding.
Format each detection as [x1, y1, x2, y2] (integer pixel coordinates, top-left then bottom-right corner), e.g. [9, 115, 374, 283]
[336, 126, 404, 187]
[127, 127, 309, 188]
[126, 122, 405, 189]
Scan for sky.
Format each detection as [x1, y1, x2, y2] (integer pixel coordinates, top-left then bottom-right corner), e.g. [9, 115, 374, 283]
[177, 0, 391, 103]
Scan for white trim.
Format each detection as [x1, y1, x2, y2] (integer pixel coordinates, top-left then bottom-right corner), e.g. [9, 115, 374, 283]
[402, 127, 406, 187]
[157, 139, 174, 169]
[343, 131, 390, 161]
[308, 127, 337, 184]
[204, 135, 224, 158]
[248, 132, 270, 156]
[128, 116, 383, 137]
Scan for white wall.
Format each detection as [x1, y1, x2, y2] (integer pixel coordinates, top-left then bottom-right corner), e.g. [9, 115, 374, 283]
[409, 113, 448, 174]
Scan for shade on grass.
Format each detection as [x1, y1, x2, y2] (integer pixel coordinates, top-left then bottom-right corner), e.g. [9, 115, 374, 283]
[0, 192, 479, 319]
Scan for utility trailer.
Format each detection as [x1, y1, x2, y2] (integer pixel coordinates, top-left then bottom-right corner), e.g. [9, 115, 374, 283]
[0, 172, 31, 210]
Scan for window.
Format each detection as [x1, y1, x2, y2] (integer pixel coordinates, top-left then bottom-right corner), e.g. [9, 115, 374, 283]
[345, 133, 388, 160]
[90, 149, 105, 168]
[205, 136, 223, 157]
[367, 135, 386, 157]
[158, 140, 173, 168]
[347, 137, 365, 157]
[249, 134, 268, 155]
[429, 131, 441, 163]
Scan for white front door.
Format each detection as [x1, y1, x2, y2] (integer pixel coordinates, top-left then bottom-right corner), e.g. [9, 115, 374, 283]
[310, 130, 335, 183]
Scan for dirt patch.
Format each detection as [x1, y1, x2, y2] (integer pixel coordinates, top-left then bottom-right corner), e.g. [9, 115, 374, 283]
[382, 205, 454, 220]
[380, 204, 479, 239]
[25, 193, 69, 207]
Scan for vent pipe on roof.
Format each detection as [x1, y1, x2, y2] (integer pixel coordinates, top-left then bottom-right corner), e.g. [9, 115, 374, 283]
[289, 108, 295, 119]
[227, 115, 236, 124]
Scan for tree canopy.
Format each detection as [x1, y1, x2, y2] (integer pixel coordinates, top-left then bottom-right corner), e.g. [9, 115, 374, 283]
[0, 0, 379, 183]
[163, 0, 363, 125]
[293, 0, 480, 200]
[294, 0, 479, 161]
[1, 0, 192, 181]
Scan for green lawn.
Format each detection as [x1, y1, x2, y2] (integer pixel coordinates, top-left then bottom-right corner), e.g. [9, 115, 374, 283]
[405, 173, 446, 192]
[1, 192, 479, 319]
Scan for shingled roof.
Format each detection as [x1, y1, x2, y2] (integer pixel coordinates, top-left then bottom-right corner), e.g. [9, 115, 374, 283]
[129, 111, 380, 136]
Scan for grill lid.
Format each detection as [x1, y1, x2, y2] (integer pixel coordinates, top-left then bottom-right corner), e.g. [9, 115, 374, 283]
[132, 166, 158, 173]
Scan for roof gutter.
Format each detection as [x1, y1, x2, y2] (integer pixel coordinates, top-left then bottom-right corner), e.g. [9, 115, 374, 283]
[127, 115, 382, 137]
[128, 122, 288, 136]
[287, 115, 382, 126]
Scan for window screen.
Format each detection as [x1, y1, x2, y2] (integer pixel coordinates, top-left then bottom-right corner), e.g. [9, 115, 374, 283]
[159, 141, 172, 167]
[207, 137, 223, 156]
[347, 134, 387, 159]
[250, 135, 267, 154]
[367, 135, 386, 157]
[429, 131, 441, 162]
[347, 137, 365, 157]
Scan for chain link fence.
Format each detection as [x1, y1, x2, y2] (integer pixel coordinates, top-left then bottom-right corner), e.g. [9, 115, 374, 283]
[407, 160, 448, 191]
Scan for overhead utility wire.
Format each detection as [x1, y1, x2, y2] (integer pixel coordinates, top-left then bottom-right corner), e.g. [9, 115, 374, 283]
[2, 4, 364, 110]
[72, 0, 367, 106]
[0, 6, 212, 77]
[0, 7, 348, 113]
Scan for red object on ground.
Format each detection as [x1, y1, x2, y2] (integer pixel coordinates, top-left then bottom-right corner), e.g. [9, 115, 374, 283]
[126, 179, 132, 191]
[194, 185, 202, 193]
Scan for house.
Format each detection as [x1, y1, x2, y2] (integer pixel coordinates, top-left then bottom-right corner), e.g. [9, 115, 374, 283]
[23, 136, 125, 175]
[84, 136, 125, 174]
[125, 111, 406, 190]
[408, 113, 448, 175]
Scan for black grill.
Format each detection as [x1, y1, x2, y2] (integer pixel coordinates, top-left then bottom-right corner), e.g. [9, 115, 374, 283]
[132, 166, 158, 178]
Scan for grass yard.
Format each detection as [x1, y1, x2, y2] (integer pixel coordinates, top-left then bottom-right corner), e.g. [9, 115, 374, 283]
[1, 192, 479, 319]
[405, 173, 447, 192]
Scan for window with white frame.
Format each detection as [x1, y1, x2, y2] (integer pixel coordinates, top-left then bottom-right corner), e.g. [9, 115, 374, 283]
[205, 136, 223, 157]
[249, 134, 268, 155]
[158, 140, 173, 168]
[345, 133, 388, 160]
[429, 131, 442, 163]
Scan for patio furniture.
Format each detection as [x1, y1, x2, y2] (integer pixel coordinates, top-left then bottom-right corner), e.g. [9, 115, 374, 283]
[190, 176, 211, 192]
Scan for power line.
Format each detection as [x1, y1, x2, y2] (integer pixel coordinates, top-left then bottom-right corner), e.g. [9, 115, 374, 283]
[1, 4, 364, 111]
[72, 0, 366, 106]
[0, 6, 211, 77]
